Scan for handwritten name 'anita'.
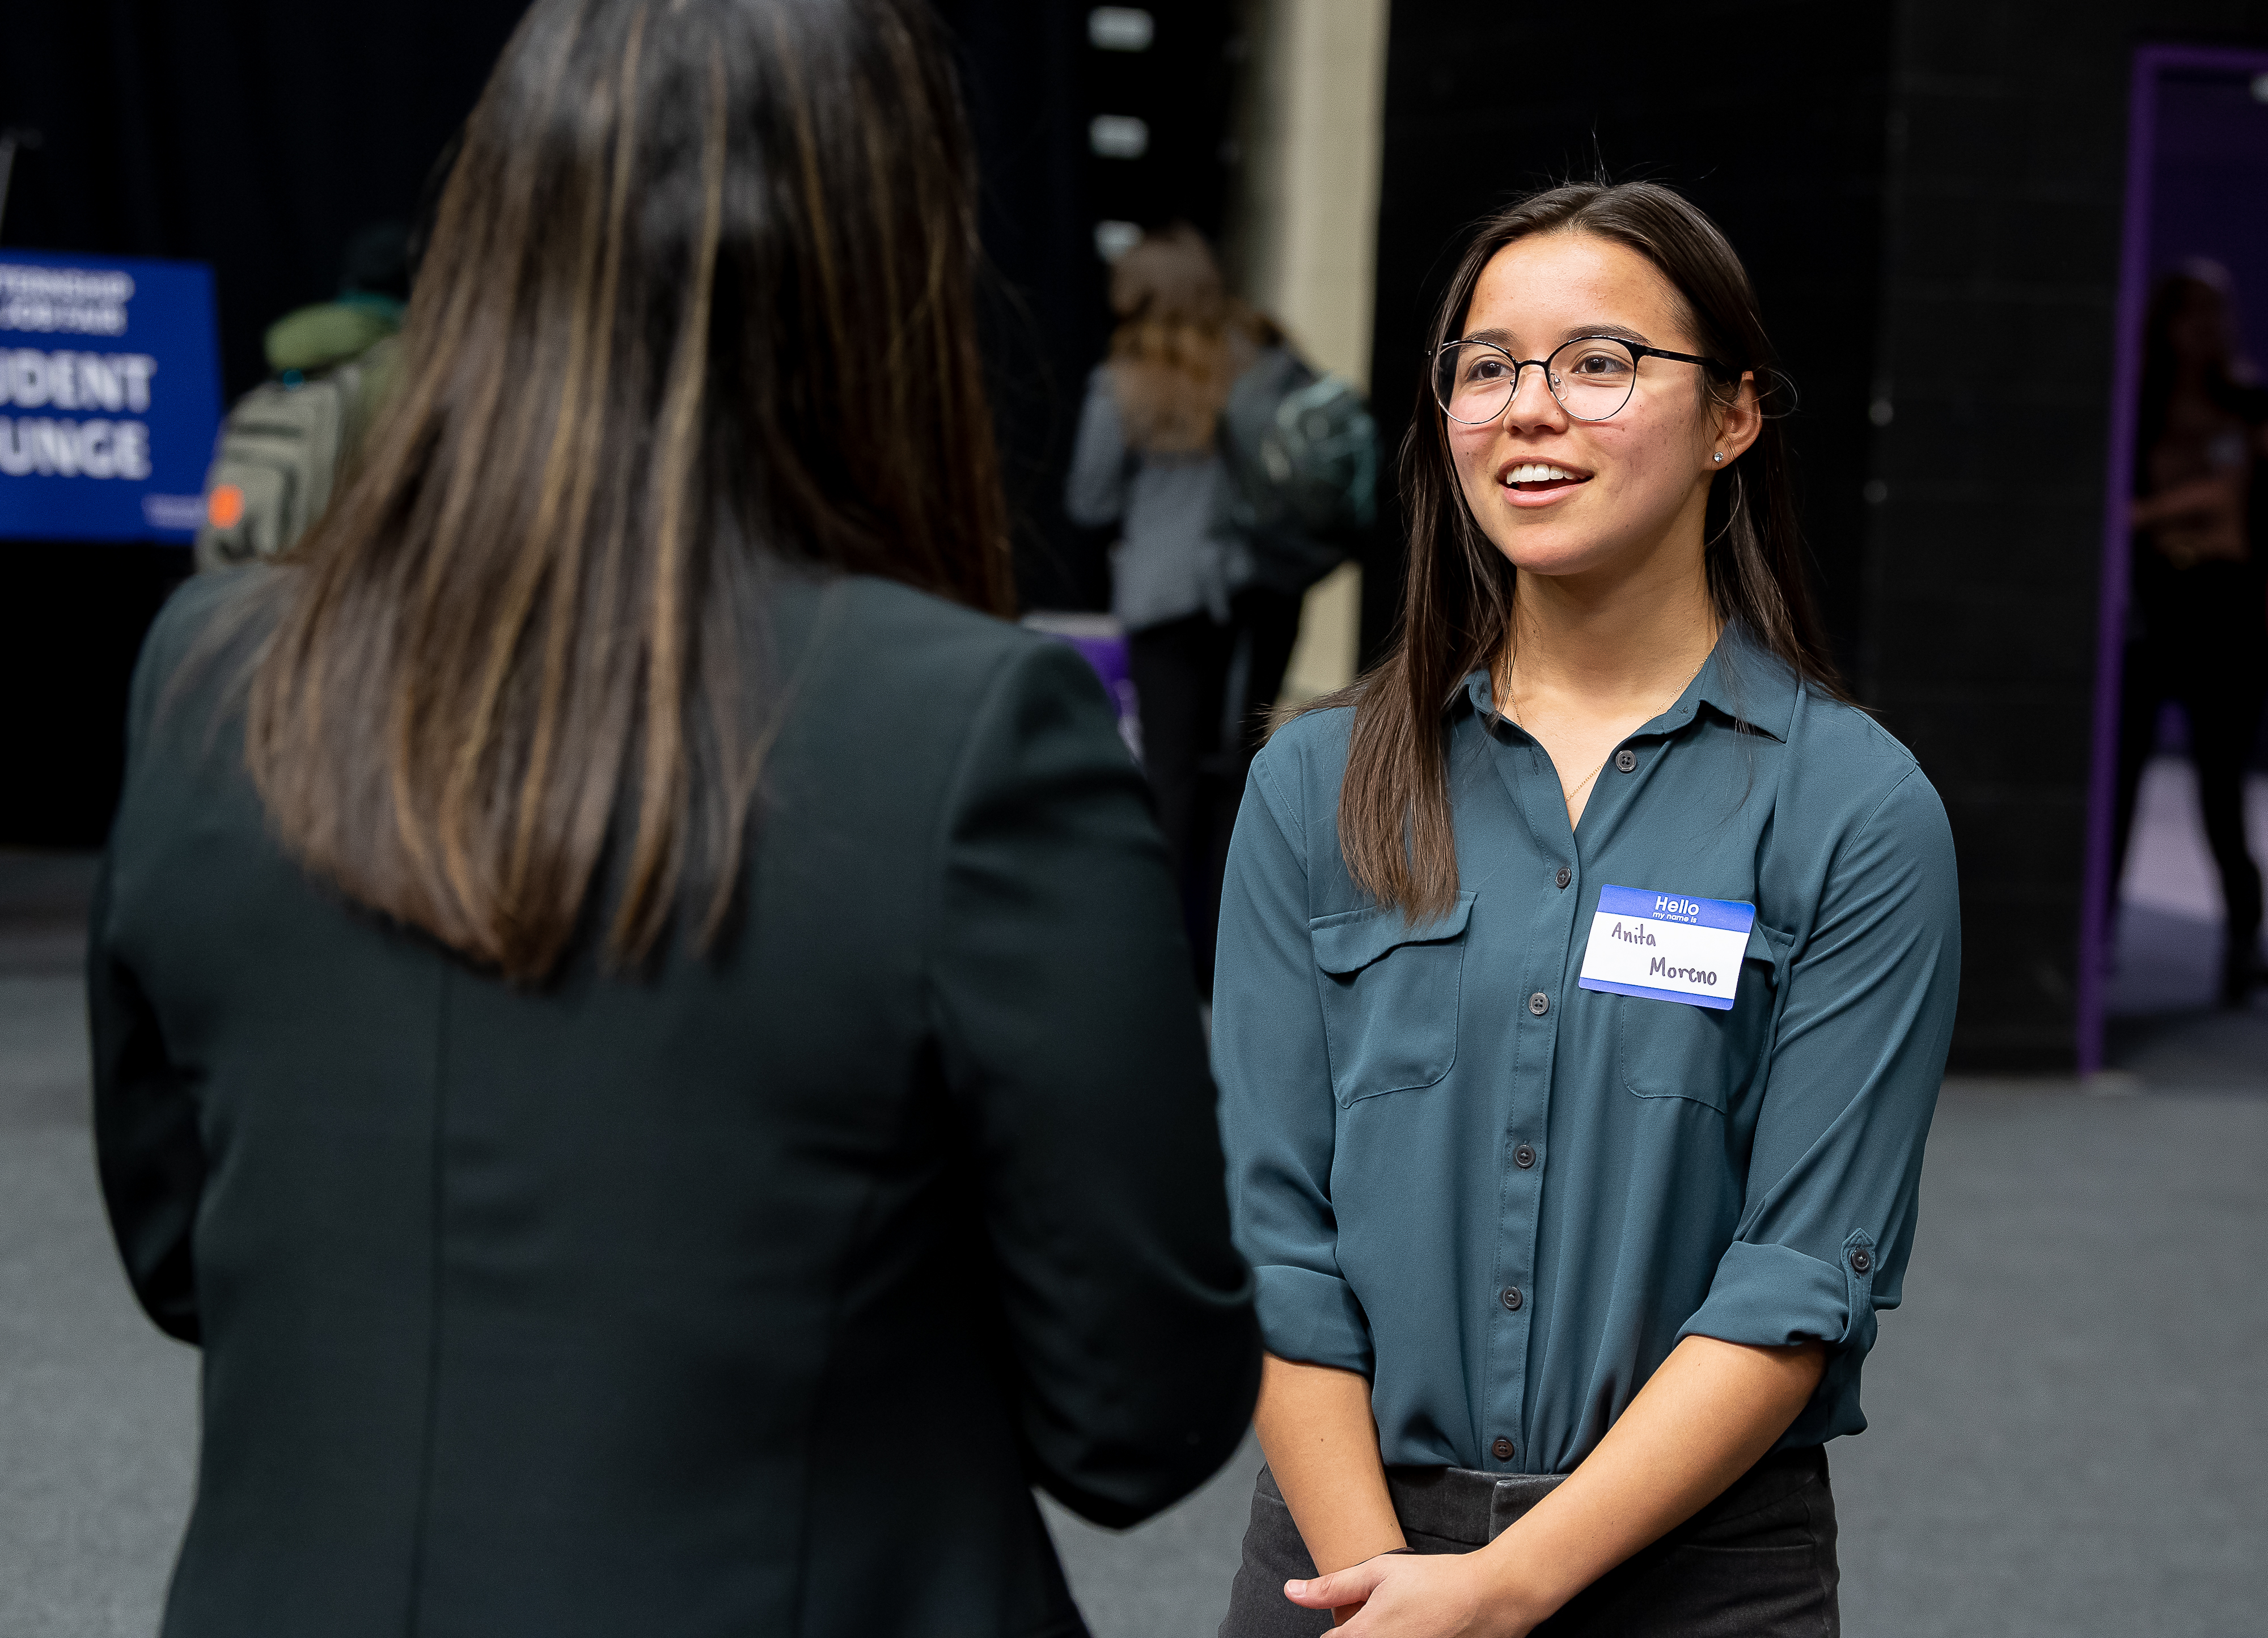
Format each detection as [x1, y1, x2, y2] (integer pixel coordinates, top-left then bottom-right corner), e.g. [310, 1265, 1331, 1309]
[1608, 921, 1656, 947]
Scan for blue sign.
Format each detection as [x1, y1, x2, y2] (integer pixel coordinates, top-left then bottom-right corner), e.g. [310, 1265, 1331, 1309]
[0, 248, 223, 543]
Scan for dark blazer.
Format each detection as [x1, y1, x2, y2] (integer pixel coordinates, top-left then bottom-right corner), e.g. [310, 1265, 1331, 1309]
[90, 568, 1259, 1638]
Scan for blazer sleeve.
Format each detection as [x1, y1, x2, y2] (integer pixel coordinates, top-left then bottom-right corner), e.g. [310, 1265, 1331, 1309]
[87, 592, 209, 1346]
[925, 636, 1259, 1529]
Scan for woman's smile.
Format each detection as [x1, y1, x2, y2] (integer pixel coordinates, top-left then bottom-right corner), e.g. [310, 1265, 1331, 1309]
[1497, 457, 1594, 505]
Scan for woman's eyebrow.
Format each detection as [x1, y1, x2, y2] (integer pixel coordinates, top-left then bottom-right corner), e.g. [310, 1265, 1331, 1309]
[1458, 321, 1655, 349]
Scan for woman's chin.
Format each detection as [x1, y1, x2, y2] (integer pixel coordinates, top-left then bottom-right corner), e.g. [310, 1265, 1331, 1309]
[1482, 527, 1624, 581]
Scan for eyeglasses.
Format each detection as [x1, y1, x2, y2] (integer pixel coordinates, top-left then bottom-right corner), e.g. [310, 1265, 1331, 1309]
[1432, 335, 1732, 425]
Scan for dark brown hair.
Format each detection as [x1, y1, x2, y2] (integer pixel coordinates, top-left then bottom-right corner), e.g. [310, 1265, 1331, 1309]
[2135, 260, 2252, 477]
[1325, 181, 1843, 920]
[243, 0, 1009, 981]
[1106, 224, 1273, 454]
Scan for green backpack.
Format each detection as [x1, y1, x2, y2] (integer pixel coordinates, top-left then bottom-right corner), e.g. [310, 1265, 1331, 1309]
[1216, 347, 1380, 596]
[193, 298, 400, 571]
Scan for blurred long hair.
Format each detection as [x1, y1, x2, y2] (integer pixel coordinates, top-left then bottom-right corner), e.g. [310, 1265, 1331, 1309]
[1106, 225, 1273, 454]
[242, 0, 1009, 982]
[2135, 261, 2254, 480]
[1319, 181, 1843, 921]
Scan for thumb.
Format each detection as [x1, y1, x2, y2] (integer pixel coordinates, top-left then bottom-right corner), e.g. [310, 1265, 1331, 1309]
[1284, 1556, 1393, 1610]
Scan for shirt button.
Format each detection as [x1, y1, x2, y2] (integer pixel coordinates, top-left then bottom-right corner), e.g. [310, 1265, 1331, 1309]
[1615, 747, 1637, 772]
[1554, 866, 1571, 889]
[1500, 1285, 1524, 1311]
[1849, 1247, 1873, 1274]
[1527, 991, 1548, 1015]
[1514, 1143, 1536, 1169]
[1492, 1436, 1516, 1461]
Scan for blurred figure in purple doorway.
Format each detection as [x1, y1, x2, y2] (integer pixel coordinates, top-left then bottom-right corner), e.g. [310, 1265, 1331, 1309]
[1064, 226, 1305, 992]
[2114, 261, 2268, 1006]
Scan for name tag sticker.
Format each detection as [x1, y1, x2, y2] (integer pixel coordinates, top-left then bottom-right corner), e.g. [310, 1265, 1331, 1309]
[1576, 885, 1757, 1011]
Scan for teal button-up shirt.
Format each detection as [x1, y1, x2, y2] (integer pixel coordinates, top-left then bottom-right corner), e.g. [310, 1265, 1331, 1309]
[1214, 628, 1960, 1474]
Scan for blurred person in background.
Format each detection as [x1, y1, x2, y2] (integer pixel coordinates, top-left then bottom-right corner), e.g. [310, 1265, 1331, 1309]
[1213, 182, 1958, 1636]
[2113, 261, 2268, 1006]
[87, 2, 1258, 1634]
[1064, 225, 1305, 992]
[193, 221, 411, 570]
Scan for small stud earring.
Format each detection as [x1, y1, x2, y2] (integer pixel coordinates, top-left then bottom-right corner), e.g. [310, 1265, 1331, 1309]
[1712, 452, 1723, 463]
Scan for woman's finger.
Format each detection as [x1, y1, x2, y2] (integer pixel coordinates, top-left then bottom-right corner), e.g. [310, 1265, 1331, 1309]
[1284, 1556, 1392, 1610]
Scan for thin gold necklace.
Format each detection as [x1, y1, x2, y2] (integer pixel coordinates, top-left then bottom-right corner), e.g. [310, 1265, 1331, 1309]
[1498, 676, 1606, 809]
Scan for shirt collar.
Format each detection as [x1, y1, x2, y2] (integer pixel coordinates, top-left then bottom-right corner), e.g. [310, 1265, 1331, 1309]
[1453, 622, 1800, 744]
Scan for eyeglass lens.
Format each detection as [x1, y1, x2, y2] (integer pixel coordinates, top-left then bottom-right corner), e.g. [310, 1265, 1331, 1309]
[1434, 338, 1640, 424]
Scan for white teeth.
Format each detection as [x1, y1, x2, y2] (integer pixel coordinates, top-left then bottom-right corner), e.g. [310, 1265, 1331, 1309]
[1504, 463, 1577, 484]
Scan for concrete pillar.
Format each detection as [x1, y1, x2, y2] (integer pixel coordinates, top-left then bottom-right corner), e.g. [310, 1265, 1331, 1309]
[1230, 0, 1391, 701]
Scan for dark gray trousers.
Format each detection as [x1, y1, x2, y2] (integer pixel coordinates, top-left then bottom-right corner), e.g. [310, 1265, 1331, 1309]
[1218, 1446, 1839, 1637]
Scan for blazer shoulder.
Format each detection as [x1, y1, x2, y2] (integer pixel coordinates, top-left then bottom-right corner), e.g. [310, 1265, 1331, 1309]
[143, 566, 273, 676]
[780, 574, 1115, 761]
[125, 567, 281, 750]
[820, 575, 1048, 678]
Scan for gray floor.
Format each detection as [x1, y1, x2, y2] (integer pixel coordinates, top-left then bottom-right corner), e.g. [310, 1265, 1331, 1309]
[6, 848, 2266, 1636]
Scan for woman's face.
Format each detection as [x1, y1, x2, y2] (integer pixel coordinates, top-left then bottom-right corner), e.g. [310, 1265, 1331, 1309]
[2168, 283, 2231, 370]
[1446, 231, 1754, 583]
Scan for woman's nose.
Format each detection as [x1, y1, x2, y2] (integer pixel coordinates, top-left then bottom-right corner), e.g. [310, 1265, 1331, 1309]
[1500, 362, 1567, 430]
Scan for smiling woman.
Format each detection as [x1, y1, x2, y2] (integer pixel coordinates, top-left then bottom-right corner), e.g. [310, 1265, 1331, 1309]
[1211, 182, 1962, 1637]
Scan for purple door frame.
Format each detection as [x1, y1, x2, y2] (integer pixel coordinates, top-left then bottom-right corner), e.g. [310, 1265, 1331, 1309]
[2077, 44, 2268, 1075]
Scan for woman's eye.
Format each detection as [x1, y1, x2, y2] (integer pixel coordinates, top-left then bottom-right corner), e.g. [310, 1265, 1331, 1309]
[1465, 357, 1509, 382]
[1567, 350, 1631, 377]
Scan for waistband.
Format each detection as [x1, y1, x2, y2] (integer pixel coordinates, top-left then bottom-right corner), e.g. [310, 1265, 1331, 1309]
[1381, 1444, 1827, 1550]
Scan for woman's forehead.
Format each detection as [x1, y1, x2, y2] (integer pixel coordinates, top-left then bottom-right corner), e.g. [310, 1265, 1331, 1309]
[1466, 231, 1689, 344]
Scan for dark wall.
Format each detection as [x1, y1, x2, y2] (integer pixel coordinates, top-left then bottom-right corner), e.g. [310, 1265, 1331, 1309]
[942, 1, 1239, 613]
[1366, 1, 1902, 679]
[0, 2, 528, 405]
[1865, 0, 2268, 1069]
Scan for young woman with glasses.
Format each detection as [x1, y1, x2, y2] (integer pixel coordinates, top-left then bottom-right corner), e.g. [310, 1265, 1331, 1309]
[1213, 182, 1960, 1636]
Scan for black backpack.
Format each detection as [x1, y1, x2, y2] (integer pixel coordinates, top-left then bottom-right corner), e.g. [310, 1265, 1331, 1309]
[1216, 348, 1378, 596]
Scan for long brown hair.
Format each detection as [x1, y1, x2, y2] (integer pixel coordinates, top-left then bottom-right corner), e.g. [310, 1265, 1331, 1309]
[1106, 224, 1272, 453]
[1327, 181, 1843, 920]
[242, 0, 1009, 982]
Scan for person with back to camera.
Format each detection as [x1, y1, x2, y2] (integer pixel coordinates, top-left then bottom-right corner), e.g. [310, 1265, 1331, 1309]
[1065, 226, 1308, 989]
[2113, 262, 2268, 1006]
[86, 3, 1259, 1634]
[1210, 181, 1961, 1636]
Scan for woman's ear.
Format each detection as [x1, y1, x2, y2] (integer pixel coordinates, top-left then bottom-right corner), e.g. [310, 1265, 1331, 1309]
[1710, 371, 1763, 469]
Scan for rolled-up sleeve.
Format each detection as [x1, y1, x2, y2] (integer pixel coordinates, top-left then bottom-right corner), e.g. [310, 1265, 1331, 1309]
[1677, 765, 1960, 1432]
[1213, 744, 1374, 1377]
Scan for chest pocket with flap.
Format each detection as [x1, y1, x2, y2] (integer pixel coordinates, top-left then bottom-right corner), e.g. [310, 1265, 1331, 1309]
[1618, 918, 1787, 1112]
[1310, 891, 1475, 1107]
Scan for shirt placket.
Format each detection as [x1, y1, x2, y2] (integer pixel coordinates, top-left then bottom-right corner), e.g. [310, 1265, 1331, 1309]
[1480, 712, 1584, 1472]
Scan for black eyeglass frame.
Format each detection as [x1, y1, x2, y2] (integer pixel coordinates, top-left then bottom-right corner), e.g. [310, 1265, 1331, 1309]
[1432, 335, 1737, 425]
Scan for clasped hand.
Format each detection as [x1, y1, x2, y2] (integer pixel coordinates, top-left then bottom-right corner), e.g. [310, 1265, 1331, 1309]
[1283, 1548, 1539, 1637]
